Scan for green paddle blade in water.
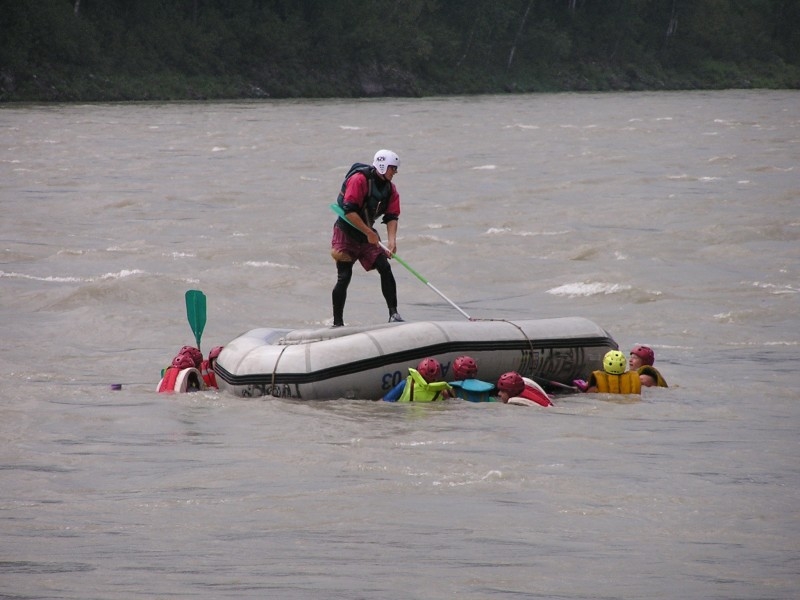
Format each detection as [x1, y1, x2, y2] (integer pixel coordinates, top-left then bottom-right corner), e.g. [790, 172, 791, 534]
[185, 289, 207, 351]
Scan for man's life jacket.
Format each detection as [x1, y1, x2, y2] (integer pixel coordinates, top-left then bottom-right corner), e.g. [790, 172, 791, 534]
[638, 365, 668, 388]
[398, 368, 453, 402]
[507, 378, 553, 406]
[336, 163, 393, 243]
[591, 370, 642, 394]
[450, 378, 496, 402]
[157, 367, 203, 393]
[200, 360, 218, 389]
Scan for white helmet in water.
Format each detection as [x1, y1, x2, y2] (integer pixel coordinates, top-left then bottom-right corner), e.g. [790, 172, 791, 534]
[373, 149, 400, 175]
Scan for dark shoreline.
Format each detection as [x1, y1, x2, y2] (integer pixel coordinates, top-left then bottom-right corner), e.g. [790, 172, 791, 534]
[3, 60, 798, 104]
[3, 1, 798, 104]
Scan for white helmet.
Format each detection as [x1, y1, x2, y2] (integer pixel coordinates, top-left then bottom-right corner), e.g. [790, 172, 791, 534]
[373, 149, 400, 175]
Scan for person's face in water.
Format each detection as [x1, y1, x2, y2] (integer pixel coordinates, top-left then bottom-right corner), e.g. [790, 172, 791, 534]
[629, 353, 645, 370]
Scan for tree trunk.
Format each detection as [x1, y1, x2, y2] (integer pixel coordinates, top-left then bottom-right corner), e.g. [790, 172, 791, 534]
[507, 0, 535, 71]
[664, 0, 678, 48]
[456, 21, 478, 69]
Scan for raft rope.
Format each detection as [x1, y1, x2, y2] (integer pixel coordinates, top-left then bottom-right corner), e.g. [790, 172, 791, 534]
[478, 318, 578, 392]
[266, 318, 574, 395]
[472, 318, 537, 365]
[271, 344, 291, 395]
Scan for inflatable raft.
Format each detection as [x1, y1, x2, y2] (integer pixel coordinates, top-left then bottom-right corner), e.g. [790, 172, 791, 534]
[214, 317, 617, 400]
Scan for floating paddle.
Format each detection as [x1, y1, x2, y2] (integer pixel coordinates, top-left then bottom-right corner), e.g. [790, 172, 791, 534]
[185, 289, 207, 351]
[330, 203, 472, 320]
[527, 374, 579, 393]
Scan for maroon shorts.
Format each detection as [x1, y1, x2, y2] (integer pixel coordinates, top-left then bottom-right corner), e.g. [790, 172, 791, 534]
[331, 224, 384, 271]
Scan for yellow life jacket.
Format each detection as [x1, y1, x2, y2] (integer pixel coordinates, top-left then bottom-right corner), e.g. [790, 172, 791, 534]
[398, 368, 453, 402]
[591, 370, 642, 394]
[638, 366, 668, 388]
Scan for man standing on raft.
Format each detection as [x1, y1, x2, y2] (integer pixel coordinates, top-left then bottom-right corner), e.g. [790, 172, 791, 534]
[331, 149, 404, 327]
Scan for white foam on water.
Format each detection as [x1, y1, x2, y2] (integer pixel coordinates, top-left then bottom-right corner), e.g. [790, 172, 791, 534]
[547, 282, 633, 297]
[243, 261, 298, 269]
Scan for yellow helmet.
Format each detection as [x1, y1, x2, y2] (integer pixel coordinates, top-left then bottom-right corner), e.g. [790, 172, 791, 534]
[603, 350, 627, 375]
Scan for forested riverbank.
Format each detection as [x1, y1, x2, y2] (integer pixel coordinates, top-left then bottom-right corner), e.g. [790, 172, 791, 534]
[2, 0, 798, 102]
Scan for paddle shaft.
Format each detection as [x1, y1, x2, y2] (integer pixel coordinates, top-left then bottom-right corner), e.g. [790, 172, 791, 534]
[528, 374, 578, 392]
[330, 204, 471, 320]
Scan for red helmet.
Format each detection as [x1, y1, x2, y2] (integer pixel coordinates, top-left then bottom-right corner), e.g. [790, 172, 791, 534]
[179, 345, 203, 367]
[208, 346, 224, 362]
[497, 372, 524, 396]
[416, 357, 442, 383]
[172, 353, 195, 370]
[630, 345, 655, 366]
[453, 355, 478, 380]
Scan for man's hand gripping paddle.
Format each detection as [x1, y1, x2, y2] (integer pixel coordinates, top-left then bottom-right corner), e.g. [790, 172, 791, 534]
[330, 204, 472, 320]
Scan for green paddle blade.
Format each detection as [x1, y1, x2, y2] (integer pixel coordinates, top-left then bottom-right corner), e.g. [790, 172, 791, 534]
[330, 202, 345, 218]
[185, 290, 207, 351]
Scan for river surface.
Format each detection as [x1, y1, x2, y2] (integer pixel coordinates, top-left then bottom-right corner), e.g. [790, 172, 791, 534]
[1, 90, 798, 599]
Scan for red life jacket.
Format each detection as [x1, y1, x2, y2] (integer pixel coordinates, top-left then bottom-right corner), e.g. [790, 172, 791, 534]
[515, 379, 553, 407]
[200, 360, 217, 389]
[157, 366, 182, 393]
[157, 367, 203, 393]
